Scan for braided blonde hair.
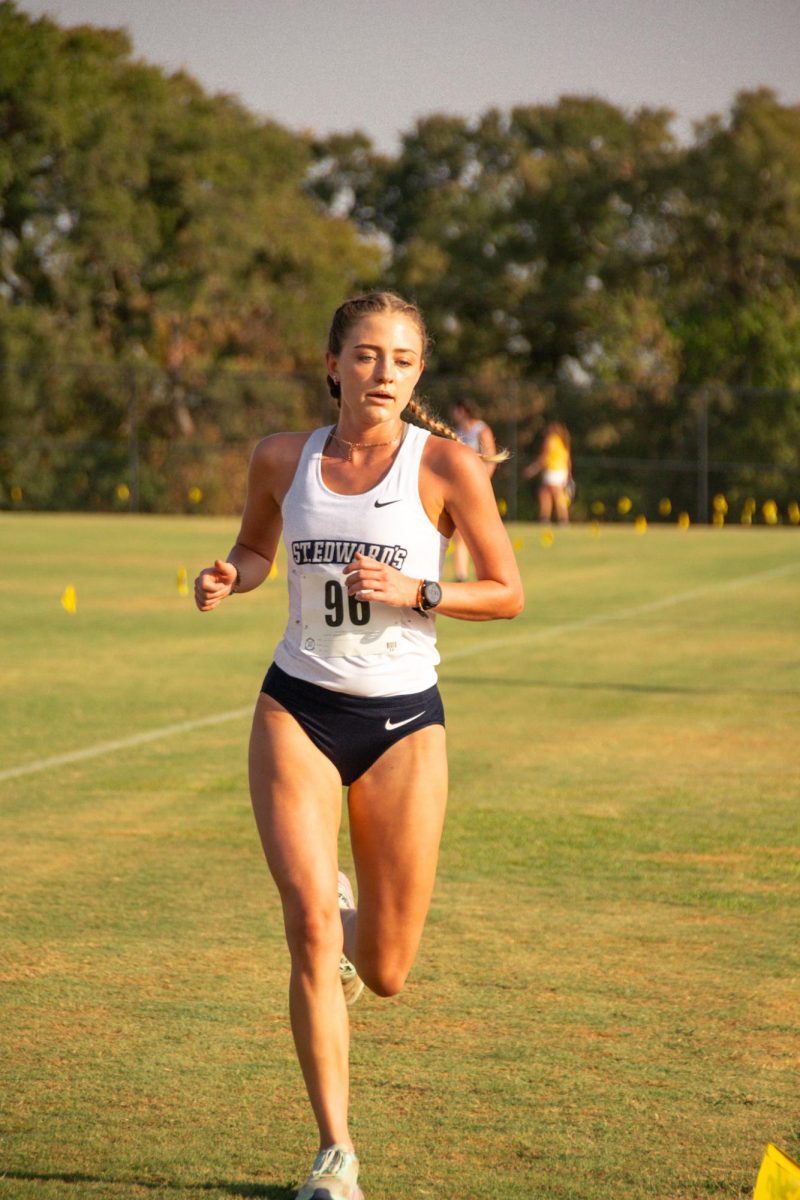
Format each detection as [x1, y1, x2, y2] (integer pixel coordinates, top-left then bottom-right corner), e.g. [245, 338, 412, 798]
[326, 291, 509, 465]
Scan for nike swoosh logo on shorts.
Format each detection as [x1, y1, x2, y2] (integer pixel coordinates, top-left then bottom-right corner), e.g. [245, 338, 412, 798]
[385, 711, 425, 731]
[374, 498, 402, 508]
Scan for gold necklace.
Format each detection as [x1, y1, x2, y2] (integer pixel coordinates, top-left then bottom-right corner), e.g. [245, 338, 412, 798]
[329, 428, 404, 462]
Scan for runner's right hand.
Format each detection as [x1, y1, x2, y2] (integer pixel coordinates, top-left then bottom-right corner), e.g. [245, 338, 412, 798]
[194, 559, 237, 611]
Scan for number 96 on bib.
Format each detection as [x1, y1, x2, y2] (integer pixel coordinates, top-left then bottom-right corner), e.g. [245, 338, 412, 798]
[300, 567, 402, 658]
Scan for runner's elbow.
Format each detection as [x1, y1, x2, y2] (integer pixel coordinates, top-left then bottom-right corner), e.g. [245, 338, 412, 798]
[488, 581, 524, 620]
[503, 585, 524, 619]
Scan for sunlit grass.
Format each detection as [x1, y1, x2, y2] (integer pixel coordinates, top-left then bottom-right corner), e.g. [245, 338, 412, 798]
[1, 515, 799, 1199]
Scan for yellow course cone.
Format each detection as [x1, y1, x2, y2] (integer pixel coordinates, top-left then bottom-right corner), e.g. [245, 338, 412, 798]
[268, 556, 279, 581]
[540, 529, 554, 549]
[512, 536, 524, 553]
[176, 566, 189, 596]
[753, 1143, 800, 1199]
[60, 585, 77, 614]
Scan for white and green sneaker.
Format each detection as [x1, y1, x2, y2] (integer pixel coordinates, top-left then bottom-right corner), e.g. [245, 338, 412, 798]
[296, 1143, 364, 1200]
[337, 871, 364, 1006]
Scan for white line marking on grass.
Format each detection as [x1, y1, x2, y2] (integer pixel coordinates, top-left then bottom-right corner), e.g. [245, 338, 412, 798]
[3, 561, 796, 783]
[443, 560, 799, 665]
[0, 706, 253, 783]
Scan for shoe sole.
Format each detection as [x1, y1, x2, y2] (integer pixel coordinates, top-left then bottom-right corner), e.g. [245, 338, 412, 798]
[338, 872, 364, 1005]
[305, 1189, 364, 1200]
[341, 973, 365, 1005]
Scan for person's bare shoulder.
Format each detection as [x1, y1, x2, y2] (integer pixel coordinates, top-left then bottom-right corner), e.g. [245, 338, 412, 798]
[251, 430, 316, 501]
[422, 431, 487, 485]
[252, 430, 313, 466]
[419, 434, 492, 533]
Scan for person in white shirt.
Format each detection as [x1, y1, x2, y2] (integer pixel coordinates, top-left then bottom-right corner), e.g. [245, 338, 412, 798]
[450, 400, 504, 580]
[195, 291, 523, 1200]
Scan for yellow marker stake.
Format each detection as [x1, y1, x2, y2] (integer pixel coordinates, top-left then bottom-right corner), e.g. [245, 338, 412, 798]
[512, 537, 524, 553]
[540, 529, 554, 549]
[268, 557, 279, 581]
[634, 515, 647, 534]
[753, 1143, 800, 1200]
[61, 585, 77, 614]
[176, 567, 189, 596]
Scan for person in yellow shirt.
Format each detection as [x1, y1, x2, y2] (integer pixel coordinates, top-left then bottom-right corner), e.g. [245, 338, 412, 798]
[523, 422, 573, 523]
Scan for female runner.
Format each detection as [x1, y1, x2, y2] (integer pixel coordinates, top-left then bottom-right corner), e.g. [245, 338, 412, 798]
[449, 399, 503, 581]
[195, 291, 523, 1200]
[523, 421, 573, 524]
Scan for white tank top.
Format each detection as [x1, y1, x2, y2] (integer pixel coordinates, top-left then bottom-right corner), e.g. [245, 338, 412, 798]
[273, 423, 448, 697]
[458, 420, 487, 453]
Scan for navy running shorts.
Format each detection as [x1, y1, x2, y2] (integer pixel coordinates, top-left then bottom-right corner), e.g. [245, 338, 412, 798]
[260, 662, 445, 786]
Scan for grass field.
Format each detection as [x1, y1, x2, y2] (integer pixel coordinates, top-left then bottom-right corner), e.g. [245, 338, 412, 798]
[1, 513, 799, 1200]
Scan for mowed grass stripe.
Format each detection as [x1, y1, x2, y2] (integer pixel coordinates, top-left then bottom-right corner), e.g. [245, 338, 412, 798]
[0, 707, 252, 783]
[443, 558, 799, 664]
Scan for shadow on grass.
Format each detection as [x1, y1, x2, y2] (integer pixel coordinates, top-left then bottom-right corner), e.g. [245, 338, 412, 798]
[441, 672, 798, 697]
[0, 1170, 295, 1198]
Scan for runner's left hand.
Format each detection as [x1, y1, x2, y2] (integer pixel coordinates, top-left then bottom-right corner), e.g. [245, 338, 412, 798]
[343, 553, 418, 609]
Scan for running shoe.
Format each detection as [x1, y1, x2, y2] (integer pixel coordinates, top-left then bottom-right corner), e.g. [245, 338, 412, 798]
[296, 1143, 364, 1200]
[337, 870, 364, 1006]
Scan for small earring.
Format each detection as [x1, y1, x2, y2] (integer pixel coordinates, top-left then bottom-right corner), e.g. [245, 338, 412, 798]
[333, 376, 339, 384]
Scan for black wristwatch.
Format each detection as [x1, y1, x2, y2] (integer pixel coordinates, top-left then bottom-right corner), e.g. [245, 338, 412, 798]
[415, 579, 442, 613]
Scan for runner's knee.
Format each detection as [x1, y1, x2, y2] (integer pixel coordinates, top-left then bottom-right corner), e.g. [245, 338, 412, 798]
[361, 959, 409, 998]
[281, 892, 342, 963]
[357, 941, 415, 998]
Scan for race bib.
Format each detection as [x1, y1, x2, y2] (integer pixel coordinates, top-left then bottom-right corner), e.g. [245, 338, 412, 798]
[299, 566, 403, 658]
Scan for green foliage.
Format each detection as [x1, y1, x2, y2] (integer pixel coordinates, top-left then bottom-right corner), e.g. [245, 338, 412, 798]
[0, 1, 379, 506]
[1, 4, 798, 514]
[665, 90, 800, 387]
[309, 90, 799, 504]
[310, 89, 800, 400]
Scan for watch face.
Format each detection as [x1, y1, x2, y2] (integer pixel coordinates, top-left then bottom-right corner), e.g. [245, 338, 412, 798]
[423, 580, 442, 609]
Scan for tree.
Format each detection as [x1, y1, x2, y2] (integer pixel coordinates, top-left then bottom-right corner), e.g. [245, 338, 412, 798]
[0, 1, 380, 376]
[663, 88, 800, 388]
[310, 98, 680, 382]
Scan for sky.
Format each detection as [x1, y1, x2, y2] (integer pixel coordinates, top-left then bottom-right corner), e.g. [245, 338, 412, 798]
[16, 0, 800, 152]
